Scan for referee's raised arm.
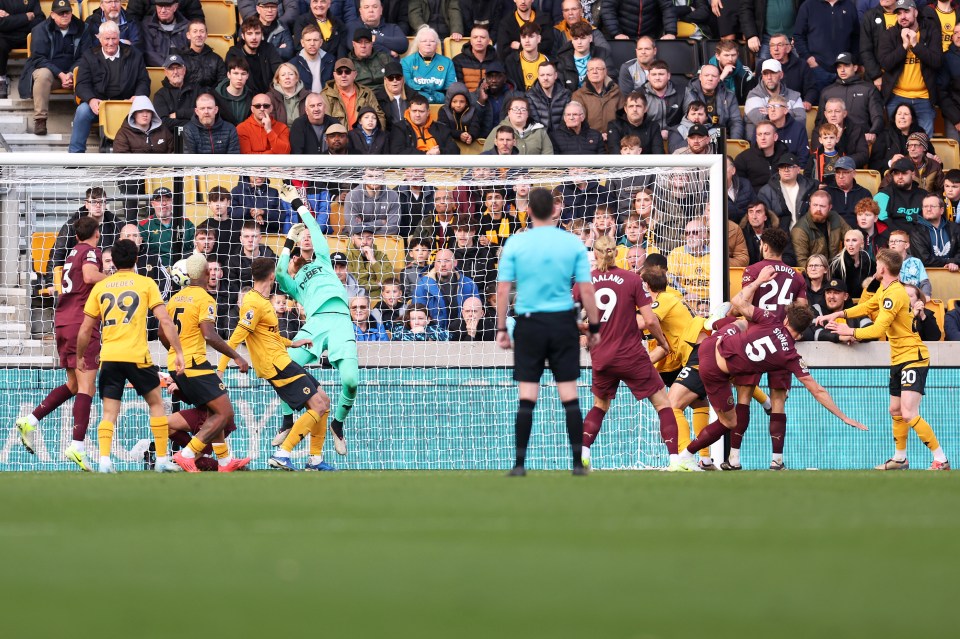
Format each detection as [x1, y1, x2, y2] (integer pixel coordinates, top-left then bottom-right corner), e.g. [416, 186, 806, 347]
[495, 187, 599, 477]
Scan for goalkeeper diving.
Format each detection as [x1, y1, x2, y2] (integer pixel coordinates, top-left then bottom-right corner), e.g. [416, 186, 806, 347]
[274, 183, 359, 456]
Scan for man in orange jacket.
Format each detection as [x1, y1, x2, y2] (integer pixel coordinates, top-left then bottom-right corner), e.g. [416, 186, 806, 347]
[237, 93, 291, 154]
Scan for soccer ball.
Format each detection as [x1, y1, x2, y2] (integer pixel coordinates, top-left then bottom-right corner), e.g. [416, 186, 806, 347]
[171, 259, 191, 288]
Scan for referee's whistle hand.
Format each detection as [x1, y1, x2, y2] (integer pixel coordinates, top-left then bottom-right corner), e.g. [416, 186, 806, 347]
[496, 332, 512, 350]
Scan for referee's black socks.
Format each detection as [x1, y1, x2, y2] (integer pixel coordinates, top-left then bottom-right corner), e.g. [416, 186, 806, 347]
[514, 399, 536, 468]
[563, 399, 584, 469]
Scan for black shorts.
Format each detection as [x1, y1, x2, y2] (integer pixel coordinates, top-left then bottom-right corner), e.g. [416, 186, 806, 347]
[659, 368, 681, 386]
[512, 310, 581, 383]
[268, 360, 320, 410]
[174, 362, 228, 407]
[675, 365, 706, 400]
[99, 361, 161, 401]
[889, 360, 929, 396]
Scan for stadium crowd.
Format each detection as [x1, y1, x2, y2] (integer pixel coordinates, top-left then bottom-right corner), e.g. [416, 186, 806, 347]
[8, 0, 960, 339]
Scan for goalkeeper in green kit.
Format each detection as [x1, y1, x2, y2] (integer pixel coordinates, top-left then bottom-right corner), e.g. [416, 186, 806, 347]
[273, 183, 357, 457]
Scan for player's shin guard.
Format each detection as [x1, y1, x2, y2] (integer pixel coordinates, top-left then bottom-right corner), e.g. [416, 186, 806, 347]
[692, 406, 710, 458]
[97, 420, 115, 457]
[674, 408, 691, 451]
[583, 407, 606, 448]
[892, 415, 909, 454]
[334, 358, 359, 423]
[563, 399, 584, 468]
[33, 384, 74, 421]
[72, 392, 92, 443]
[658, 408, 679, 455]
[309, 410, 329, 456]
[908, 416, 941, 451]
[281, 410, 320, 453]
[686, 420, 728, 454]
[514, 399, 536, 468]
[149, 416, 170, 458]
[770, 412, 787, 455]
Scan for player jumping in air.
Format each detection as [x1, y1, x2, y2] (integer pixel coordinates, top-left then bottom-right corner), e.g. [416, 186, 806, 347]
[218, 257, 335, 472]
[576, 236, 684, 470]
[76, 239, 186, 474]
[820, 249, 950, 470]
[159, 254, 252, 473]
[16, 217, 106, 470]
[273, 183, 358, 457]
[676, 265, 867, 470]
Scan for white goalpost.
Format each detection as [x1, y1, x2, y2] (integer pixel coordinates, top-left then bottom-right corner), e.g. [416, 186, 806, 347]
[0, 153, 724, 471]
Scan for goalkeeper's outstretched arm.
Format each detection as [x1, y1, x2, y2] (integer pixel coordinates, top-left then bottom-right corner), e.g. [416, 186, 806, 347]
[278, 183, 332, 258]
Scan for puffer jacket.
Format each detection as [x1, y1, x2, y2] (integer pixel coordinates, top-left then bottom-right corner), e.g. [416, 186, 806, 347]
[113, 95, 174, 153]
[436, 83, 483, 143]
[874, 181, 929, 232]
[452, 45, 498, 92]
[183, 115, 241, 154]
[481, 116, 554, 154]
[572, 78, 625, 134]
[682, 79, 745, 139]
[174, 44, 226, 91]
[605, 108, 663, 155]
[791, 211, 852, 267]
[526, 81, 571, 134]
[600, 0, 677, 38]
[550, 123, 604, 155]
[141, 12, 189, 67]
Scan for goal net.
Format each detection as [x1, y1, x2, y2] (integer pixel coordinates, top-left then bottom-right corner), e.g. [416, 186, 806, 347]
[0, 154, 723, 471]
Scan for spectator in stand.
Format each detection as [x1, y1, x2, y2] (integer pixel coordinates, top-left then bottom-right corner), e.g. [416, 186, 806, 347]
[727, 158, 757, 224]
[289, 91, 339, 153]
[401, 27, 457, 104]
[449, 296, 495, 341]
[879, 131, 944, 194]
[601, 0, 677, 40]
[214, 57, 255, 126]
[940, 23, 960, 142]
[346, 0, 408, 57]
[230, 175, 282, 232]
[830, 228, 876, 299]
[526, 60, 570, 134]
[184, 93, 241, 153]
[708, 39, 756, 103]
[482, 96, 554, 154]
[80, 0, 141, 52]
[606, 91, 662, 155]
[550, 101, 603, 155]
[323, 57, 387, 129]
[874, 157, 929, 231]
[348, 104, 388, 152]
[666, 101, 709, 154]
[175, 20, 225, 92]
[126, 0, 203, 22]
[343, 168, 401, 235]
[20, 1, 83, 136]
[330, 250, 367, 299]
[292, 0, 347, 59]
[906, 283, 942, 340]
[763, 95, 809, 169]
[473, 60, 523, 134]
[559, 168, 607, 224]
[376, 60, 420, 128]
[228, 16, 283, 94]
[642, 60, 683, 134]
[478, 125, 517, 155]
[497, 0, 558, 63]
[913, 193, 960, 269]
[504, 21, 550, 92]
[118, 223, 173, 304]
[733, 120, 788, 190]
[792, 0, 860, 92]
[321, 121, 350, 153]
[816, 97, 869, 168]
[555, 0, 608, 50]
[113, 95, 174, 153]
[203, 187, 244, 264]
[682, 63, 745, 140]
[389, 93, 460, 154]
[860, 0, 897, 91]
[254, 0, 295, 62]
[877, 0, 942, 137]
[70, 21, 151, 154]
[239, 0, 299, 30]
[396, 168, 435, 238]
[412, 249, 480, 330]
[191, 221, 217, 260]
[346, 227, 394, 299]
[739, 201, 796, 266]
[453, 223, 496, 289]
[271, 292, 303, 340]
[291, 24, 333, 94]
[738, 2, 799, 63]
[266, 62, 310, 125]
[673, 123, 712, 155]
[758, 32, 818, 111]
[401, 236, 433, 293]
[226, 221, 277, 297]
[868, 102, 923, 172]
[826, 157, 873, 226]
[572, 58, 624, 138]
[744, 59, 804, 139]
[888, 228, 933, 295]
[554, 20, 613, 93]
[806, 122, 845, 185]
[816, 52, 885, 145]
[48, 187, 122, 277]
[803, 278, 874, 341]
[436, 83, 483, 147]
[346, 26, 391, 89]
[944, 168, 960, 222]
[618, 36, 657, 95]
[237, 93, 292, 154]
[375, 277, 407, 334]
[141, 187, 196, 267]
[141, 0, 189, 67]
[477, 188, 521, 247]
[791, 189, 851, 268]
[666, 217, 711, 307]
[803, 252, 829, 311]
[855, 196, 891, 258]
[453, 25, 498, 92]
[350, 294, 389, 341]
[410, 0, 463, 40]
[758, 152, 821, 231]
[410, 187, 459, 249]
[391, 304, 449, 341]
[945, 303, 960, 340]
[152, 53, 197, 133]
[204, 258, 233, 337]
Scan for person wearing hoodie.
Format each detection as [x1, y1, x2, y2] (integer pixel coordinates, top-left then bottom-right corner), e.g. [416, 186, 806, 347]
[348, 105, 388, 153]
[874, 157, 930, 232]
[816, 52, 886, 143]
[743, 59, 804, 139]
[481, 96, 554, 154]
[389, 93, 461, 154]
[708, 40, 757, 102]
[183, 93, 241, 153]
[290, 23, 333, 94]
[526, 60, 570, 134]
[605, 91, 663, 155]
[152, 53, 198, 133]
[911, 193, 960, 267]
[681, 63, 745, 140]
[764, 94, 810, 169]
[237, 93, 292, 154]
[436, 82, 483, 146]
[113, 95, 175, 154]
[141, 0, 189, 67]
[214, 58, 255, 125]
[175, 20, 226, 92]
[400, 26, 457, 104]
[266, 62, 311, 125]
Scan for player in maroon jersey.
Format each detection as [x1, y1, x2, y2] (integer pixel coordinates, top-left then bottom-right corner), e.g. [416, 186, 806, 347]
[676, 265, 867, 470]
[575, 236, 685, 470]
[726, 227, 808, 470]
[15, 217, 106, 470]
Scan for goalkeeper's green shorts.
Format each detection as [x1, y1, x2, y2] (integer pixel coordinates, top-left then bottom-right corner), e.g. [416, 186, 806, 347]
[291, 312, 357, 364]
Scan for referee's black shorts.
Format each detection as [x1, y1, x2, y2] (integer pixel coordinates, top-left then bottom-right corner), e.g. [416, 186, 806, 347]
[512, 310, 581, 383]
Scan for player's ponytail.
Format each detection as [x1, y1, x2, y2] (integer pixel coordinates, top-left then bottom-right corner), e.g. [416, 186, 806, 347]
[593, 235, 617, 272]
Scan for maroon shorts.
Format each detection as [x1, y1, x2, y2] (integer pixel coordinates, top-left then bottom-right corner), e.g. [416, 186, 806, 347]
[698, 336, 736, 413]
[592, 360, 665, 402]
[55, 325, 99, 370]
[732, 370, 793, 391]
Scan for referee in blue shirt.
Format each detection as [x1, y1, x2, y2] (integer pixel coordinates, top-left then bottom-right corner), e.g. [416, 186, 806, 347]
[496, 187, 601, 476]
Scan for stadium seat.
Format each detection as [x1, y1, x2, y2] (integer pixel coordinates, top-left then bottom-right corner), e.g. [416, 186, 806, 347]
[658, 39, 699, 77]
[607, 39, 637, 72]
[31, 232, 58, 275]
[405, 36, 417, 58]
[934, 107, 945, 137]
[201, 0, 239, 36]
[726, 139, 750, 159]
[928, 268, 960, 302]
[806, 107, 818, 141]
[456, 139, 483, 154]
[932, 138, 960, 170]
[146, 175, 203, 205]
[205, 34, 235, 59]
[199, 173, 241, 195]
[948, 298, 958, 311]
[676, 21, 698, 38]
[926, 299, 945, 340]
[855, 169, 881, 195]
[147, 67, 164, 99]
[99, 99, 132, 141]
[444, 37, 466, 59]
[429, 103, 441, 119]
[728, 266, 745, 298]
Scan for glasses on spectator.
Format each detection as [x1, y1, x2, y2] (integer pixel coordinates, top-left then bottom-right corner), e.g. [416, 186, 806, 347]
[386, 74, 403, 81]
[889, 239, 908, 244]
[351, 305, 368, 310]
[252, 103, 271, 109]
[335, 68, 353, 75]
[510, 107, 528, 113]
[770, 42, 789, 48]
[808, 263, 826, 268]
[685, 230, 701, 236]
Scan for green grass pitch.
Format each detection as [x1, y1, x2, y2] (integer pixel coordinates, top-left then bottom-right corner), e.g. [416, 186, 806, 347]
[2, 471, 958, 639]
